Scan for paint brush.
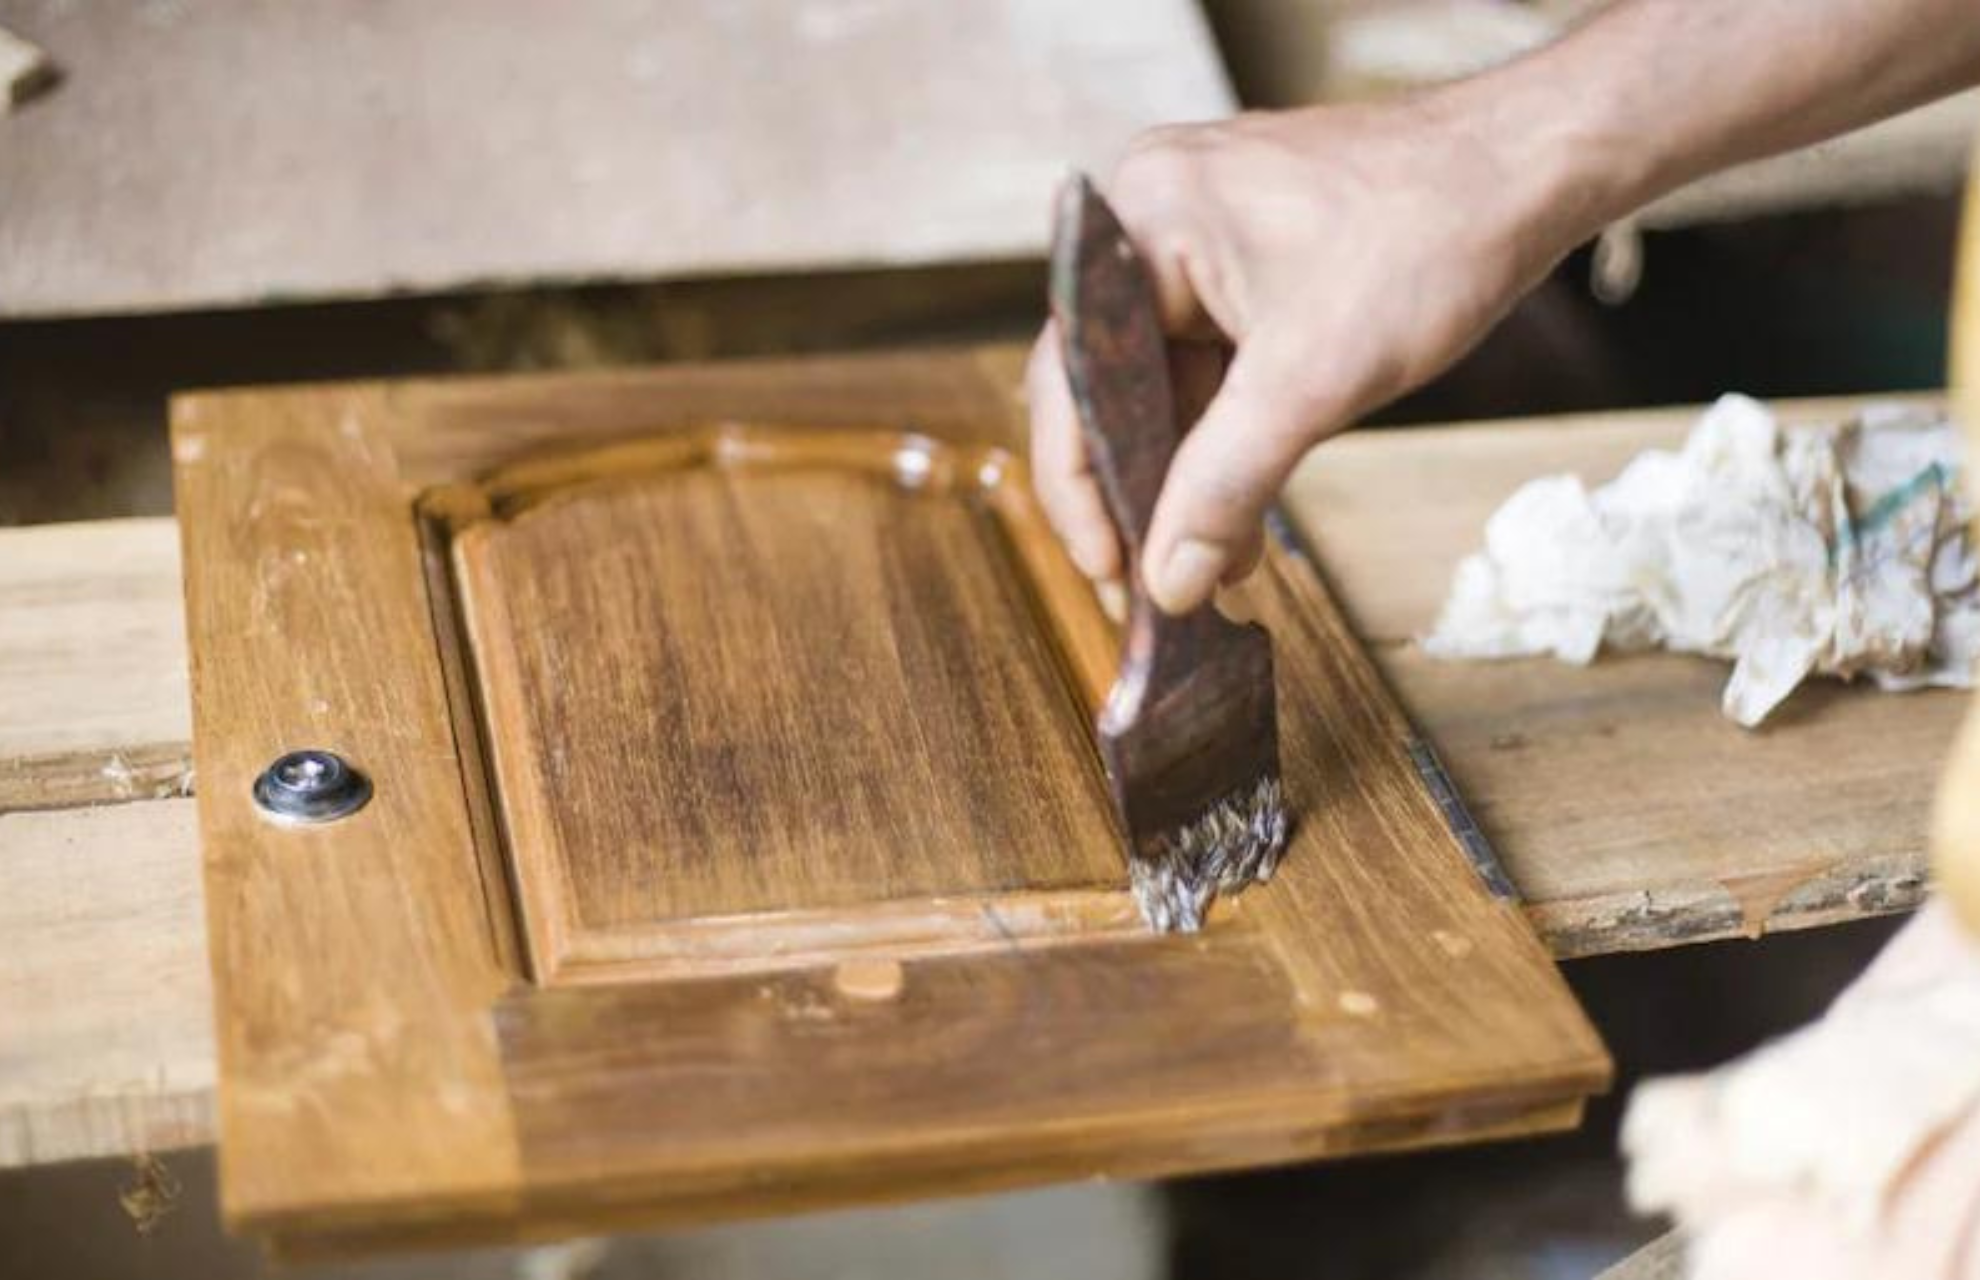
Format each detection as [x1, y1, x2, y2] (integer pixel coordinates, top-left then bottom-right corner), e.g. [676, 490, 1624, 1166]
[1048, 174, 1291, 932]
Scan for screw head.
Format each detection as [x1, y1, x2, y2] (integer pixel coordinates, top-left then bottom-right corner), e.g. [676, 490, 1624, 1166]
[253, 749, 372, 824]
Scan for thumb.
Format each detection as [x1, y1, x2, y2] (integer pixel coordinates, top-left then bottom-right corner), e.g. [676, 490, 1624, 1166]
[1142, 335, 1338, 614]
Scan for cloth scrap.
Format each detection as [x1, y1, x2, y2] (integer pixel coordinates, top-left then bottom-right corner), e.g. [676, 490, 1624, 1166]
[1425, 394, 1978, 726]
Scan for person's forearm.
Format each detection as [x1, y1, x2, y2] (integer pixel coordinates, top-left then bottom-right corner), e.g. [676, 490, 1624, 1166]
[1447, 0, 1980, 264]
[1026, 0, 1980, 615]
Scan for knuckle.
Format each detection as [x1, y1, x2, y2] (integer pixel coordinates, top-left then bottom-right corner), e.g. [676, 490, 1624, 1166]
[1170, 462, 1259, 539]
[1198, 470, 1262, 527]
[1111, 134, 1200, 215]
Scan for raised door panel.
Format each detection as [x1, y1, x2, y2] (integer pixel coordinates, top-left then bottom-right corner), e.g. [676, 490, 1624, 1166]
[434, 429, 1129, 981]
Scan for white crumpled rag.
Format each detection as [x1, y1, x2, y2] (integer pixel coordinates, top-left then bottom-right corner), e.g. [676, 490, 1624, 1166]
[1425, 394, 1980, 726]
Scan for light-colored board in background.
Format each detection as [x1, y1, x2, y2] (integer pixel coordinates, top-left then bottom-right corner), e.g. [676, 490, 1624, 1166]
[0, 800, 211, 1167]
[0, 518, 192, 810]
[0, 0, 1232, 318]
[9, 0, 1969, 323]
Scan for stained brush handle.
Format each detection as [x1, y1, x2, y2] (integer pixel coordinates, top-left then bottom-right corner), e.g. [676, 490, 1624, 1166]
[1050, 173, 1248, 734]
[1049, 174, 1184, 565]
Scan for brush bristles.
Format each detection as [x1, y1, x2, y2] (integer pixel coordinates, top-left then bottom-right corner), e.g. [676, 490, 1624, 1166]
[1129, 775, 1289, 933]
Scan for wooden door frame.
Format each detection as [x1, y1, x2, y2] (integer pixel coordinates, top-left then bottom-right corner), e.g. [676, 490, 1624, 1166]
[175, 346, 1608, 1256]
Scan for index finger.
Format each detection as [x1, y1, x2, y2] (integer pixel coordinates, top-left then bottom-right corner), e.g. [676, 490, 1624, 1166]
[1025, 324, 1125, 582]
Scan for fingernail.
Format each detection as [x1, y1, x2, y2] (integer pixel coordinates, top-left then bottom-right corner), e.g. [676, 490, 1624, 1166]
[1095, 578, 1129, 624]
[1071, 535, 1114, 581]
[1150, 538, 1225, 614]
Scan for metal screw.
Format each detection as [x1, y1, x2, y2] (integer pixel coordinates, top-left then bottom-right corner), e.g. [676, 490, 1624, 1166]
[252, 749, 372, 824]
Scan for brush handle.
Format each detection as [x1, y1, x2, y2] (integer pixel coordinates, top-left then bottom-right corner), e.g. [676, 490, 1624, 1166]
[1050, 175, 1286, 932]
[1050, 174, 1247, 724]
[1049, 174, 1183, 566]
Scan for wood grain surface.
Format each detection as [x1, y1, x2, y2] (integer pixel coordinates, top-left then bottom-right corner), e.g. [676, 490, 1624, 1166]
[0, 800, 211, 1166]
[5, 367, 1963, 1171]
[173, 384, 523, 1236]
[0, 0, 1231, 317]
[0, 519, 191, 810]
[173, 346, 1605, 1250]
[444, 435, 1120, 978]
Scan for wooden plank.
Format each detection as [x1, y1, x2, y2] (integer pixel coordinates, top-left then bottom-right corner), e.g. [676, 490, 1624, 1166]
[0, 517, 204, 1169]
[486, 937, 1589, 1243]
[1286, 394, 1959, 957]
[0, 519, 192, 810]
[6, 374, 1962, 1171]
[0, 800, 211, 1166]
[0, 0, 1231, 318]
[175, 348, 1603, 1248]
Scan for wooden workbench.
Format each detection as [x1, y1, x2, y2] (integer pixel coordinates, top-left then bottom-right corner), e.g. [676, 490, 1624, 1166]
[0, 377, 1960, 1171]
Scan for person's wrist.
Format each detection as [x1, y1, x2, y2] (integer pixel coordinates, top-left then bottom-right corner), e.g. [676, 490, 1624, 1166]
[1428, 55, 1649, 281]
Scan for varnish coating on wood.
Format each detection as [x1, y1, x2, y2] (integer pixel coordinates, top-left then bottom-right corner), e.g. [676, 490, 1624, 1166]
[438, 431, 1121, 980]
[174, 348, 1607, 1254]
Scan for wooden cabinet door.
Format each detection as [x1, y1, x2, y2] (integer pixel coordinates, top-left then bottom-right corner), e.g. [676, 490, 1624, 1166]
[174, 347, 1607, 1255]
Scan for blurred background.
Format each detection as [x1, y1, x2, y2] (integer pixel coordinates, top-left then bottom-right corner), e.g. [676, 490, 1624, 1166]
[0, 1, 1971, 1277]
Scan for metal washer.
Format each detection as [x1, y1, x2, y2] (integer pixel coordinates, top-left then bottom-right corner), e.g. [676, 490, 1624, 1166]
[252, 749, 373, 824]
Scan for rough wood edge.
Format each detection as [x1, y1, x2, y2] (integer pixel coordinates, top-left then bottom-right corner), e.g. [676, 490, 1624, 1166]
[1596, 1230, 1687, 1280]
[0, 1087, 212, 1170]
[0, 741, 194, 812]
[269, 1093, 1589, 1262]
[1529, 855, 1929, 960]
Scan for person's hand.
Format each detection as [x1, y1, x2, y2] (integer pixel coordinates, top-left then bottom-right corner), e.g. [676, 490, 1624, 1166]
[1026, 94, 1588, 613]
